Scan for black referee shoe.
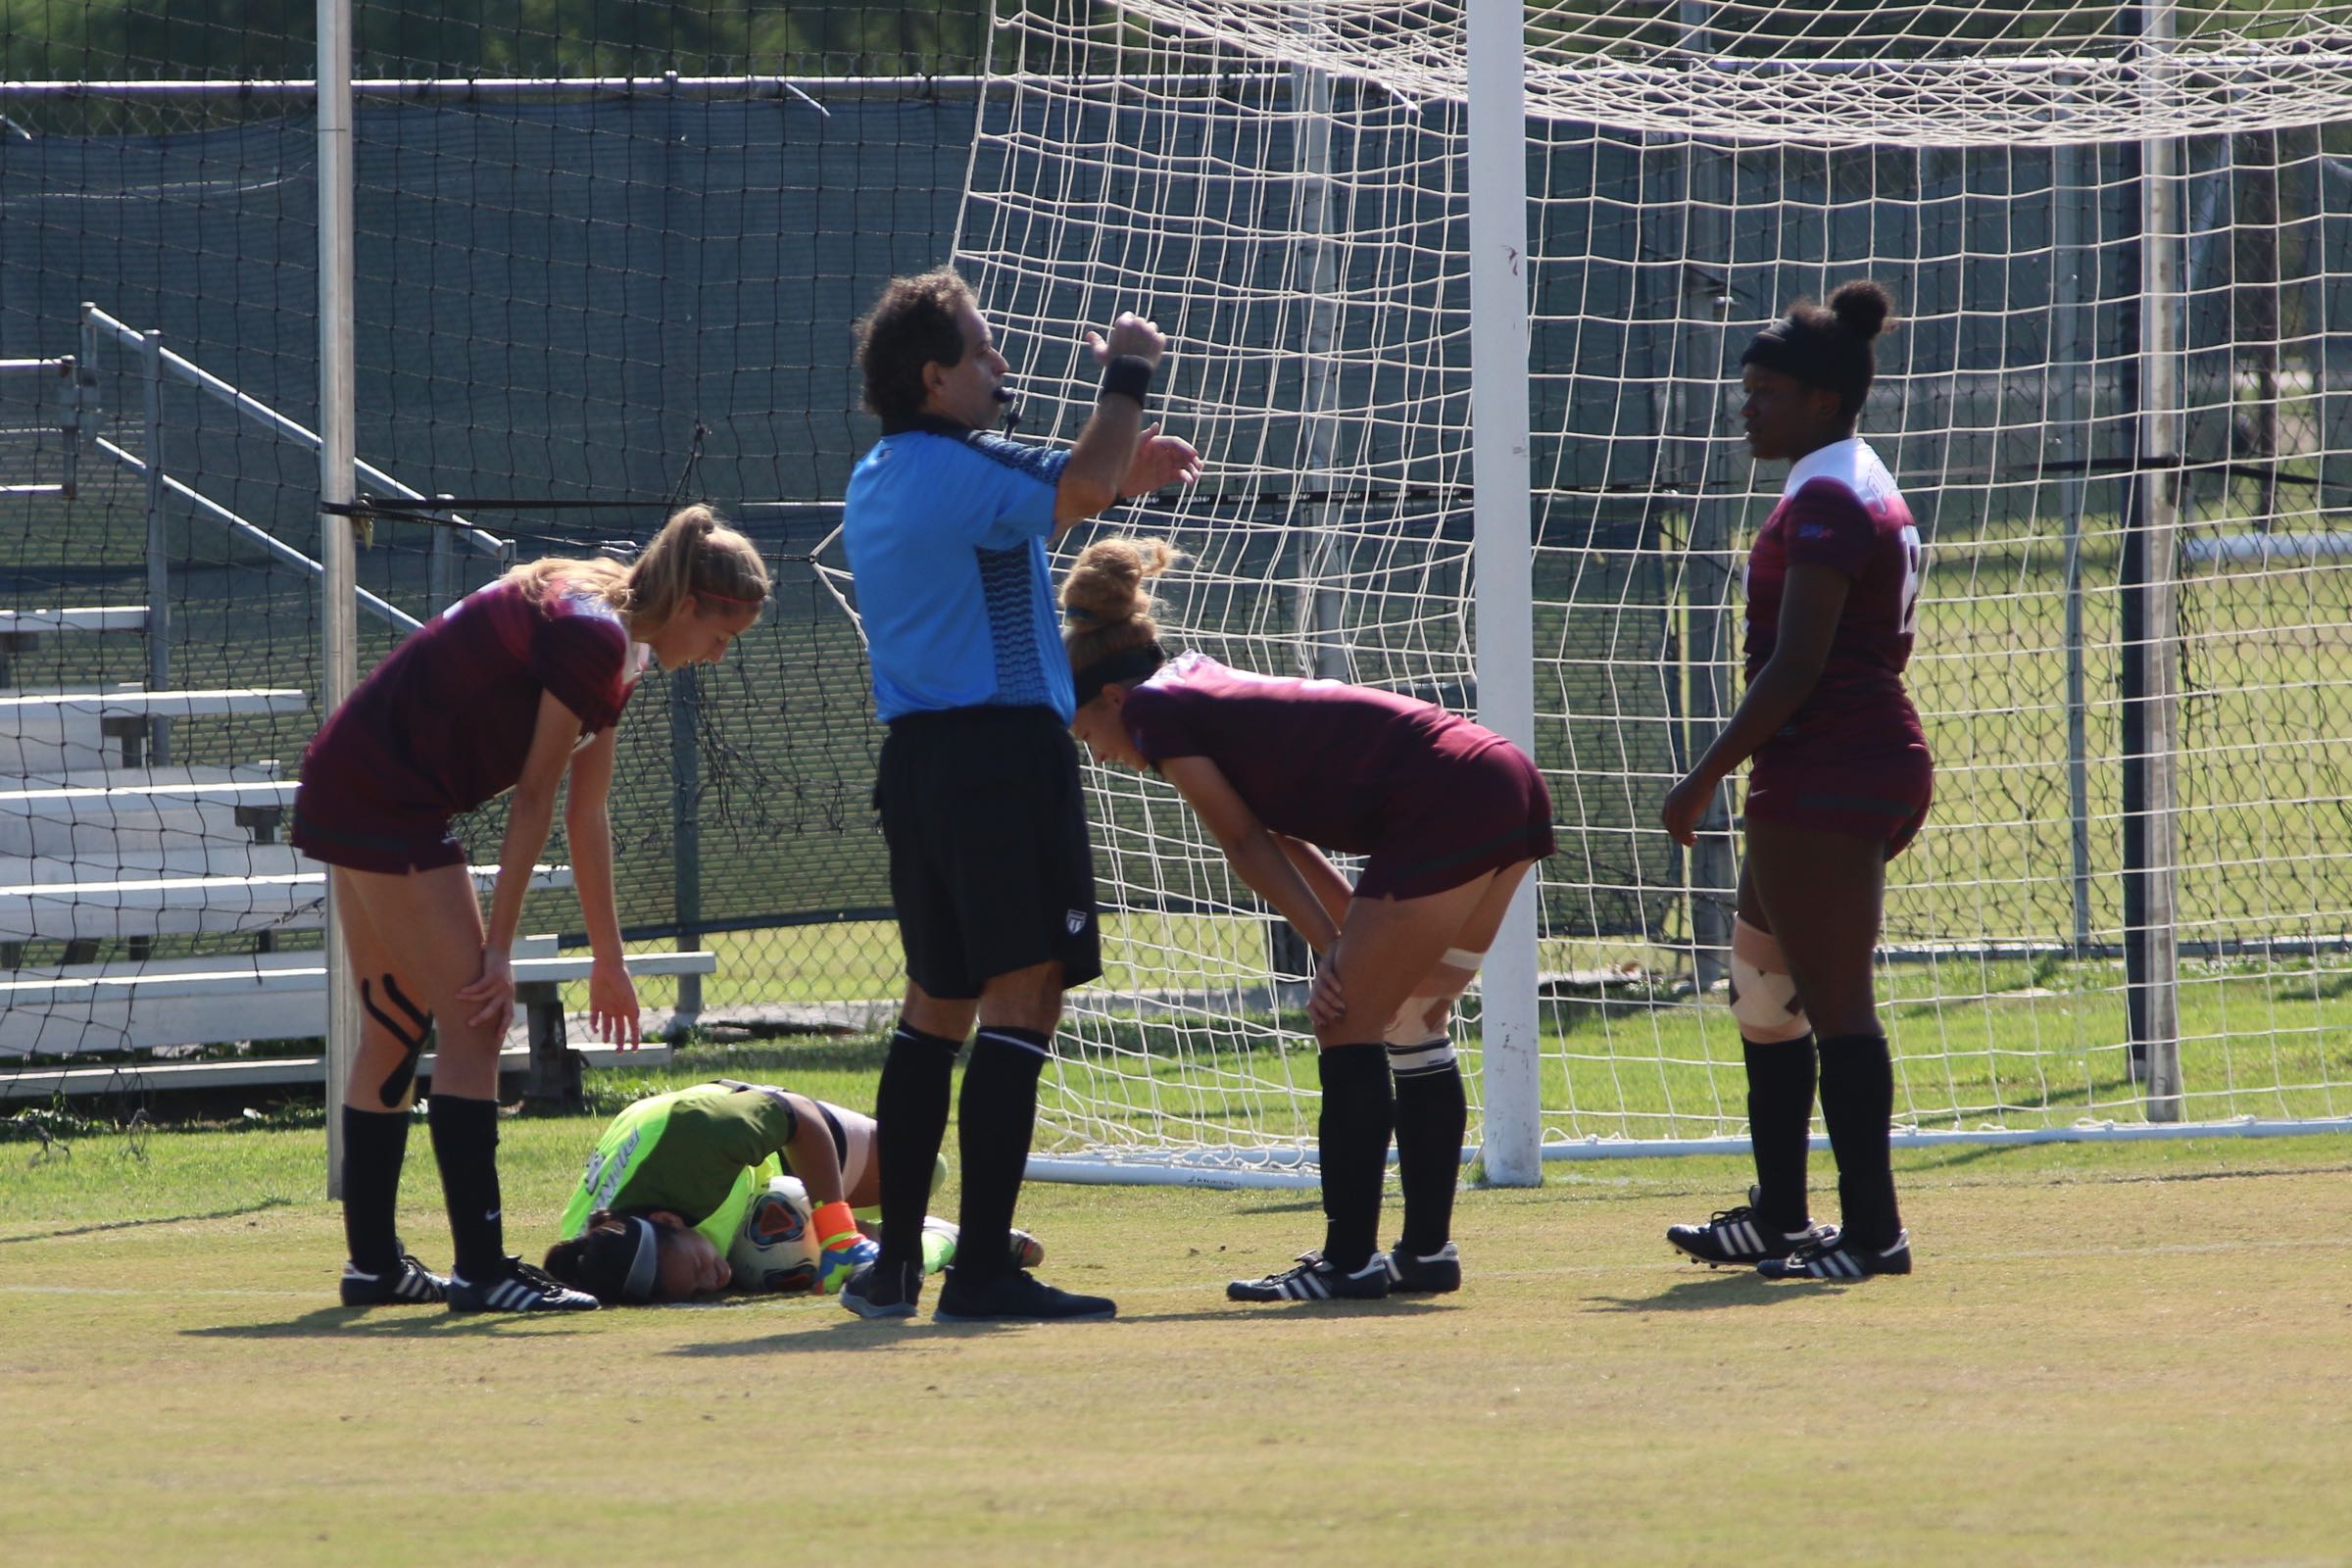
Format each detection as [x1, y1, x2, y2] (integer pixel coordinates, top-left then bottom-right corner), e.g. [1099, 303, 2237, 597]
[1758, 1229, 1913, 1281]
[339, 1246, 448, 1306]
[934, 1267, 1115, 1323]
[1667, 1186, 1833, 1267]
[1387, 1240, 1462, 1295]
[839, 1258, 922, 1320]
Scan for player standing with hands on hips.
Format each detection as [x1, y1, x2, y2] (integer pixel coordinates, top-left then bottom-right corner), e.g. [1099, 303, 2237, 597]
[1661, 280, 1928, 1281]
[838, 267, 1201, 1321]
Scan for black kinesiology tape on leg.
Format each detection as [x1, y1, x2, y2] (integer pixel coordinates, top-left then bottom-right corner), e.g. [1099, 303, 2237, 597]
[363, 974, 435, 1108]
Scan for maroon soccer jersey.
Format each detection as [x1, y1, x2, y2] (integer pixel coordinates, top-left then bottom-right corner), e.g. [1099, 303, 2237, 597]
[1742, 437, 1927, 758]
[1117, 651, 1544, 864]
[302, 577, 645, 819]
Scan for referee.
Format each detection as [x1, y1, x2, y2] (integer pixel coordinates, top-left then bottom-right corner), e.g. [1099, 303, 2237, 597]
[838, 267, 1201, 1321]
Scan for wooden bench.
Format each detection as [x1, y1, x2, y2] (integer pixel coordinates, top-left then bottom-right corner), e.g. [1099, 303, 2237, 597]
[0, 941, 715, 1110]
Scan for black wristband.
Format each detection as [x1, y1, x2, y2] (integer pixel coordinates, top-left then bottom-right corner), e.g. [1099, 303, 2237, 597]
[1100, 354, 1153, 407]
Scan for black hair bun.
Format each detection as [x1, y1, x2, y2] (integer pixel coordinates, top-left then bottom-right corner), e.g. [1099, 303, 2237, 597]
[1829, 280, 1893, 341]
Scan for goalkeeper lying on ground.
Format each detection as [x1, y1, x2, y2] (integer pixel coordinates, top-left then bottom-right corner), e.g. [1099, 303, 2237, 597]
[541, 1081, 1040, 1305]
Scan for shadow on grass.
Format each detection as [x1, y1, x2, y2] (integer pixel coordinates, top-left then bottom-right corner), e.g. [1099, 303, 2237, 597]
[666, 1298, 1451, 1355]
[182, 1308, 598, 1340]
[0, 1197, 293, 1246]
[1584, 1275, 1828, 1312]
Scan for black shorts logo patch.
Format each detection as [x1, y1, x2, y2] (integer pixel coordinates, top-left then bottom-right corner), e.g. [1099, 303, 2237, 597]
[1065, 909, 1089, 935]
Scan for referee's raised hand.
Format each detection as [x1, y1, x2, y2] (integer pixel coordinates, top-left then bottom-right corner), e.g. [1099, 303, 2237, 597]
[1087, 310, 1168, 369]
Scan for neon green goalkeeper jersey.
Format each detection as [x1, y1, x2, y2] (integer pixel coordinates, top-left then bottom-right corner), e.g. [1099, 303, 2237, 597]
[557, 1084, 796, 1253]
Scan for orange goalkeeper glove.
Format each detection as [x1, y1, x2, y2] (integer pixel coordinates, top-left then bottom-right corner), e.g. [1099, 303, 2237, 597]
[812, 1200, 879, 1294]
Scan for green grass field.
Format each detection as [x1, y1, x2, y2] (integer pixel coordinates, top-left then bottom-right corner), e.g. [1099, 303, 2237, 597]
[6, 1065, 2351, 1567]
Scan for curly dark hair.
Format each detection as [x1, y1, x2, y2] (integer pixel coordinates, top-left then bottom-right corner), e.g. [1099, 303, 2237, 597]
[855, 267, 976, 426]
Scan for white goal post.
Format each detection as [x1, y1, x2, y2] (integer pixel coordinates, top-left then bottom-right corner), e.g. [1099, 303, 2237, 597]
[900, 0, 2352, 1185]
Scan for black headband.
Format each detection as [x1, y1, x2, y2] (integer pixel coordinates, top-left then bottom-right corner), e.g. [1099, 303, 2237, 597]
[1741, 314, 1874, 411]
[1074, 641, 1166, 707]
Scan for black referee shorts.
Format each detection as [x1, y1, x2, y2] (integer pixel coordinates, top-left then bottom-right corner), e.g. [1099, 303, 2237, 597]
[873, 705, 1102, 1001]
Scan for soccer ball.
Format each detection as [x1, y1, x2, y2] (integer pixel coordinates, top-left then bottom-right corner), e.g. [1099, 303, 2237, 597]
[729, 1175, 821, 1295]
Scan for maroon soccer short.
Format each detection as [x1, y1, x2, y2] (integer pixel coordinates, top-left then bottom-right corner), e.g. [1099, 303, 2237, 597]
[1743, 744, 1934, 861]
[288, 749, 467, 875]
[1355, 740, 1557, 901]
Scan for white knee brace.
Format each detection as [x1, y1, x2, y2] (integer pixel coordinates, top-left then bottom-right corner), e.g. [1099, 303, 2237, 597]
[1730, 917, 1811, 1043]
[1384, 947, 1484, 1054]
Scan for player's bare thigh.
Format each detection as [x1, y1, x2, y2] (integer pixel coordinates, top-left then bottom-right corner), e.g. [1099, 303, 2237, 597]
[1392, 858, 1539, 1041]
[1314, 871, 1498, 1051]
[1740, 817, 1886, 1039]
[331, 862, 502, 1102]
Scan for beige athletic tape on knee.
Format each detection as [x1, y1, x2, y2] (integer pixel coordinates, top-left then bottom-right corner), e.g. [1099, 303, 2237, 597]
[1384, 947, 1485, 1050]
[1730, 916, 1811, 1043]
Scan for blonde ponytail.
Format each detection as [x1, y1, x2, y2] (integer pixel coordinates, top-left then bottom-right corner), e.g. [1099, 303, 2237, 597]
[501, 506, 768, 630]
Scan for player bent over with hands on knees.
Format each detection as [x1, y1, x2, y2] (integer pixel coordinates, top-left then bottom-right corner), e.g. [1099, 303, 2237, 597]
[295, 505, 769, 1312]
[1063, 539, 1555, 1302]
[539, 1082, 1044, 1304]
[1660, 280, 1928, 1282]
[837, 267, 1201, 1323]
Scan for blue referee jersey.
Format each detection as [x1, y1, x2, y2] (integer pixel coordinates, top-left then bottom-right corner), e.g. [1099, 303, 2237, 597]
[843, 416, 1077, 724]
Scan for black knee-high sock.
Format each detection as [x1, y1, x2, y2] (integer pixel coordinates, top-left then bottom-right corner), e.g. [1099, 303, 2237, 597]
[1815, 1031, 1902, 1248]
[340, 1104, 411, 1273]
[425, 1094, 504, 1282]
[1388, 1040, 1465, 1256]
[874, 1020, 961, 1273]
[955, 1027, 1049, 1284]
[1743, 1033, 1818, 1233]
[1317, 1044, 1395, 1272]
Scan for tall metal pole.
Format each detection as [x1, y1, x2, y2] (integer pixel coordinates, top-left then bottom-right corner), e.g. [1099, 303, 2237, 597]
[2125, 0, 2184, 1118]
[668, 666, 705, 1033]
[318, 0, 361, 1196]
[141, 329, 172, 767]
[1292, 44, 1347, 687]
[1269, 32, 1348, 992]
[2054, 139, 2094, 957]
[1467, 0, 1541, 1185]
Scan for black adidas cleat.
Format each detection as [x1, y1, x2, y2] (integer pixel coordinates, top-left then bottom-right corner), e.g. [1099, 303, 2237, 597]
[1667, 1186, 1834, 1267]
[1227, 1250, 1396, 1303]
[934, 1268, 1115, 1323]
[446, 1256, 600, 1313]
[839, 1258, 922, 1320]
[1758, 1228, 1913, 1281]
[340, 1247, 449, 1306]
[1387, 1240, 1462, 1295]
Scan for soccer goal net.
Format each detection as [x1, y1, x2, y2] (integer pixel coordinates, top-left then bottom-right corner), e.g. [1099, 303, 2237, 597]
[939, 0, 2352, 1181]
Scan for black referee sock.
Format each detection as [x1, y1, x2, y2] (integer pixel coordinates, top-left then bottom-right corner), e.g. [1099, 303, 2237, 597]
[874, 1020, 962, 1273]
[1743, 1034, 1818, 1234]
[339, 1103, 411, 1274]
[955, 1027, 1050, 1285]
[424, 1094, 504, 1283]
[1816, 1032, 1903, 1249]
[1317, 1044, 1395, 1273]
[1389, 1042, 1465, 1258]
